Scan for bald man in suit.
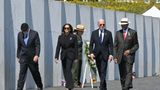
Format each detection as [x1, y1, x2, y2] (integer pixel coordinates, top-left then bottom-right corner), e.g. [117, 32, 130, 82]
[89, 19, 113, 90]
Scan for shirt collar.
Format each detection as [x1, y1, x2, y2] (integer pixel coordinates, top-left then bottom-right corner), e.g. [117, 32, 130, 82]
[99, 29, 104, 32]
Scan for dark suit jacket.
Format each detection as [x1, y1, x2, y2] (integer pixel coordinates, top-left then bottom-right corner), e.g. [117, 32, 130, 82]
[89, 29, 113, 60]
[17, 30, 40, 62]
[55, 33, 78, 60]
[113, 28, 139, 64]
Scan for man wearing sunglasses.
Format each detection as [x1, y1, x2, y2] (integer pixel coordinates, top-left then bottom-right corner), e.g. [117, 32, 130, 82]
[89, 19, 113, 90]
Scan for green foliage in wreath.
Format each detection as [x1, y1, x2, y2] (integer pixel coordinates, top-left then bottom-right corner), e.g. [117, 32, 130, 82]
[84, 40, 96, 68]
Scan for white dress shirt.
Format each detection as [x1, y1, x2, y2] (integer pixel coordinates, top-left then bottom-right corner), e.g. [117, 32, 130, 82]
[99, 29, 104, 43]
[23, 29, 30, 45]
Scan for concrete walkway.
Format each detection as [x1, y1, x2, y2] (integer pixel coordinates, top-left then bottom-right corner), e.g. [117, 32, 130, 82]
[30, 76, 160, 90]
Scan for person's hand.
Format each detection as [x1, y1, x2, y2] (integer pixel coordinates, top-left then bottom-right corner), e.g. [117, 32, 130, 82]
[33, 55, 39, 62]
[17, 58, 20, 63]
[55, 58, 59, 64]
[114, 58, 118, 64]
[74, 59, 79, 63]
[90, 53, 95, 60]
[108, 55, 113, 62]
[124, 50, 130, 56]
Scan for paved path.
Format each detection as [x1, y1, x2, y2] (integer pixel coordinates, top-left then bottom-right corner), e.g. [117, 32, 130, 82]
[30, 76, 160, 90]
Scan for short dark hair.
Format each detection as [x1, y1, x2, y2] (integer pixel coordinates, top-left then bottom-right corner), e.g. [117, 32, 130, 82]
[21, 23, 29, 31]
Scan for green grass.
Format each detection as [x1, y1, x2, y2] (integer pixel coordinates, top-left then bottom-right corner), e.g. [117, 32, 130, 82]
[67, 1, 160, 14]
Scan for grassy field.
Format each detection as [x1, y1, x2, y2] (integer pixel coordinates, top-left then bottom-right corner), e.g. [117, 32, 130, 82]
[66, 1, 160, 14]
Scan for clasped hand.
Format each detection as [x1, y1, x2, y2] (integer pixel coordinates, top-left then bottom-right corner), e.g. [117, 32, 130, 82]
[55, 58, 60, 63]
[89, 53, 95, 60]
[108, 55, 113, 62]
[124, 50, 130, 56]
[33, 55, 39, 62]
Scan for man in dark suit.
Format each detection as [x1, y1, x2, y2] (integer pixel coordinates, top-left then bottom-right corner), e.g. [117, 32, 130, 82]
[113, 18, 139, 90]
[89, 19, 113, 90]
[17, 23, 43, 90]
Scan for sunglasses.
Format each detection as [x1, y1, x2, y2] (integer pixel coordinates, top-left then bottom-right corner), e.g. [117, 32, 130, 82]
[64, 27, 70, 30]
[100, 24, 105, 26]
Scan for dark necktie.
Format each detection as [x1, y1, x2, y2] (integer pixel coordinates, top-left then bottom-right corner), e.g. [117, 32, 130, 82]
[99, 30, 103, 43]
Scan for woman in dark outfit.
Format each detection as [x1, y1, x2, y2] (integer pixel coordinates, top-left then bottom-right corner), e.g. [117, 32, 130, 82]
[55, 23, 78, 90]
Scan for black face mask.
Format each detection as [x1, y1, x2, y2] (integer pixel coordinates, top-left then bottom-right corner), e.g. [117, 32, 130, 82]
[22, 30, 28, 39]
